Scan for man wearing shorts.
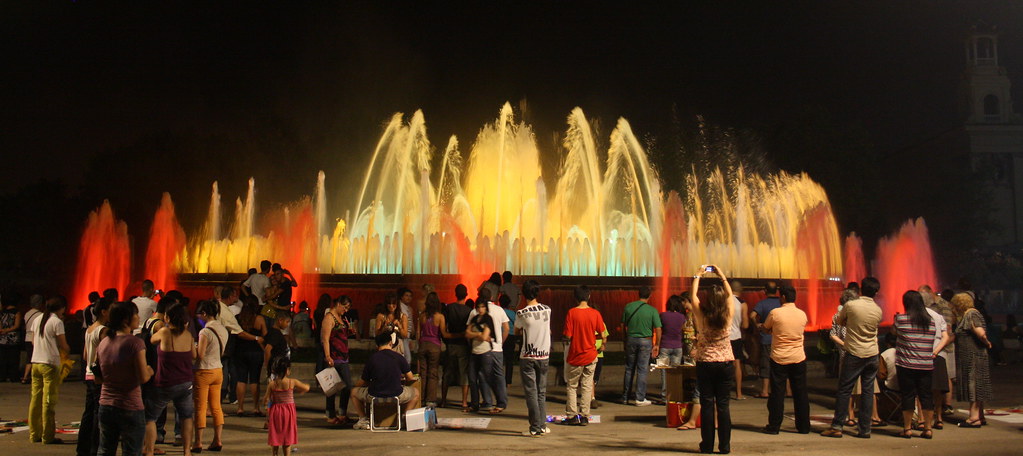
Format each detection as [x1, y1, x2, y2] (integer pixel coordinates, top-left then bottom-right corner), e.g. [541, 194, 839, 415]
[729, 280, 748, 400]
[350, 331, 420, 430]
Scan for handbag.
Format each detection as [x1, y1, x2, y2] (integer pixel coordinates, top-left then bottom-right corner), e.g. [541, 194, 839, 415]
[260, 304, 278, 320]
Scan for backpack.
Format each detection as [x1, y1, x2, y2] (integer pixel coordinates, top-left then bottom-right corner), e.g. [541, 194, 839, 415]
[138, 317, 162, 373]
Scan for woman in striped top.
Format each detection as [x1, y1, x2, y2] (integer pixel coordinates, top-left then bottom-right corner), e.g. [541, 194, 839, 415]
[893, 291, 938, 439]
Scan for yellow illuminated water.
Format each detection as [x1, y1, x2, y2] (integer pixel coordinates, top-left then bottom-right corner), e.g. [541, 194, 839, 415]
[176, 103, 842, 279]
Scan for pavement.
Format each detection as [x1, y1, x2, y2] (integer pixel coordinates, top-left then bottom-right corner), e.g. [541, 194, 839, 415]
[2, 350, 1022, 456]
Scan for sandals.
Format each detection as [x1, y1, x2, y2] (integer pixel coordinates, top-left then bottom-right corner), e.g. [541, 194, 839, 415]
[489, 407, 505, 414]
[898, 429, 913, 439]
[676, 423, 697, 430]
[933, 421, 944, 430]
[844, 419, 857, 427]
[462, 406, 476, 414]
[921, 430, 933, 439]
[871, 419, 886, 427]
[959, 420, 982, 428]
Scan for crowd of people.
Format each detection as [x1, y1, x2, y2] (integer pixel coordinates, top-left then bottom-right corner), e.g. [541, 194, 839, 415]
[0, 260, 1007, 455]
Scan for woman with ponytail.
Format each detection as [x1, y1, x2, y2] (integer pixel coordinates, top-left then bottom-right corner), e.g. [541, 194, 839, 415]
[96, 301, 153, 455]
[27, 296, 70, 445]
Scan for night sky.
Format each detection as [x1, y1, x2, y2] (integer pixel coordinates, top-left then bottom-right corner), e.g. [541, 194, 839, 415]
[3, 1, 1022, 279]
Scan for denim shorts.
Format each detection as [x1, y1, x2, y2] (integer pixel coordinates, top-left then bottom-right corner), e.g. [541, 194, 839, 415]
[145, 382, 195, 422]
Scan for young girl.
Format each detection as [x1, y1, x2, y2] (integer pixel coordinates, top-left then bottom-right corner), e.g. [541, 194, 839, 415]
[264, 356, 309, 456]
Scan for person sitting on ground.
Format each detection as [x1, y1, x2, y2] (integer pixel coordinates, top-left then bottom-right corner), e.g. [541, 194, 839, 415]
[350, 331, 421, 430]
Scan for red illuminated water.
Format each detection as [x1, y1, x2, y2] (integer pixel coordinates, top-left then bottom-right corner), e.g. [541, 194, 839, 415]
[874, 218, 937, 324]
[656, 191, 688, 311]
[443, 214, 489, 302]
[144, 193, 186, 294]
[71, 201, 131, 312]
[274, 202, 318, 309]
[795, 204, 832, 330]
[843, 233, 867, 285]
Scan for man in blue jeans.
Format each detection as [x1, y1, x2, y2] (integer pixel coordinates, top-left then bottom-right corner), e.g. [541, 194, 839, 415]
[821, 277, 883, 439]
[515, 280, 552, 436]
[620, 286, 661, 406]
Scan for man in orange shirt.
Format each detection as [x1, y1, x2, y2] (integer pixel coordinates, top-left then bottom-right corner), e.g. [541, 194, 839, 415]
[561, 285, 606, 426]
[762, 284, 810, 434]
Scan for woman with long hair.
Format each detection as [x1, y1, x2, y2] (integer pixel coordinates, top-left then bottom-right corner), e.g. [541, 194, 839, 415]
[952, 293, 993, 428]
[27, 296, 70, 445]
[234, 298, 268, 416]
[193, 300, 228, 452]
[321, 295, 355, 425]
[893, 291, 939, 438]
[144, 303, 197, 456]
[375, 294, 408, 357]
[690, 266, 736, 454]
[96, 301, 153, 455]
[465, 300, 497, 412]
[418, 292, 447, 405]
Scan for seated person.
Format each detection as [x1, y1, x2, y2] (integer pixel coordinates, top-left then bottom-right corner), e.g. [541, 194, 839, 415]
[350, 330, 420, 429]
[877, 334, 899, 392]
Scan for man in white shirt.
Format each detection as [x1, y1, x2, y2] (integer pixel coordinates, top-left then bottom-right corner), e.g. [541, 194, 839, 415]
[243, 260, 272, 306]
[729, 280, 749, 400]
[515, 280, 551, 436]
[466, 287, 510, 411]
[132, 280, 158, 334]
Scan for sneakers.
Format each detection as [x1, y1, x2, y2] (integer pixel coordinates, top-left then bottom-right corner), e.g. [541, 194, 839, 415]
[762, 426, 780, 435]
[353, 418, 371, 430]
[625, 399, 637, 405]
[634, 399, 652, 407]
[522, 430, 543, 437]
[579, 415, 589, 426]
[560, 415, 582, 426]
[542, 426, 551, 434]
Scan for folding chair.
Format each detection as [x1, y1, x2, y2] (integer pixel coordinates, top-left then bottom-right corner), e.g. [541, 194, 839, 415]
[370, 396, 402, 432]
[876, 384, 902, 425]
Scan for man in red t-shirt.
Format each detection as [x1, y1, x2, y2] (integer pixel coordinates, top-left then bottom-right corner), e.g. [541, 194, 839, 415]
[561, 285, 606, 425]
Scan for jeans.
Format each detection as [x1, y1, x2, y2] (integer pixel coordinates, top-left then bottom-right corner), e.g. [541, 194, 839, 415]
[76, 380, 101, 456]
[767, 360, 810, 433]
[697, 361, 733, 453]
[566, 359, 597, 417]
[324, 363, 353, 418]
[520, 359, 549, 433]
[469, 351, 507, 409]
[622, 337, 653, 402]
[503, 336, 519, 385]
[97, 406, 145, 456]
[658, 347, 686, 401]
[28, 363, 60, 443]
[146, 382, 195, 422]
[417, 342, 442, 404]
[830, 353, 878, 435]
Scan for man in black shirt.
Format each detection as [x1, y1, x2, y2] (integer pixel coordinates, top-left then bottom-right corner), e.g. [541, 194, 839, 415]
[440, 284, 472, 409]
[263, 313, 292, 375]
[350, 330, 420, 430]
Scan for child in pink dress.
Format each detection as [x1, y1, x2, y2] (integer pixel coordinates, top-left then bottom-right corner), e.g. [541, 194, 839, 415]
[263, 357, 309, 456]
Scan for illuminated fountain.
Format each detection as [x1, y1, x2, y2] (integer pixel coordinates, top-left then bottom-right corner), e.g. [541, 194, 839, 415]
[72, 201, 131, 311]
[73, 103, 858, 325]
